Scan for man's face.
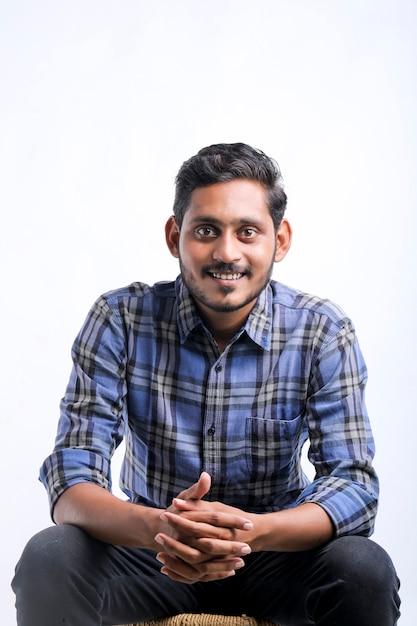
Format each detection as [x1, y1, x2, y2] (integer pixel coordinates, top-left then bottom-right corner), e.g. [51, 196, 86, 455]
[166, 179, 290, 325]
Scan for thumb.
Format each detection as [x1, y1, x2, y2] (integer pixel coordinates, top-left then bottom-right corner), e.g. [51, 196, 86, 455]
[177, 471, 211, 501]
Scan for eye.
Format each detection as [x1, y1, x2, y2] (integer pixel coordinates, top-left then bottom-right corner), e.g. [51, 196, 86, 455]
[195, 226, 217, 238]
[240, 227, 258, 239]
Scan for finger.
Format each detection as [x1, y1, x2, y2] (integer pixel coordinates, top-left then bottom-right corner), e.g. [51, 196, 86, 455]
[155, 531, 251, 560]
[158, 564, 236, 584]
[156, 553, 202, 582]
[176, 472, 211, 501]
[156, 552, 244, 584]
[155, 531, 209, 563]
[161, 498, 253, 530]
[161, 511, 233, 540]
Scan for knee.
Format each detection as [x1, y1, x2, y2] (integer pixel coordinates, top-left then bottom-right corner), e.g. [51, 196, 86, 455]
[325, 536, 399, 593]
[306, 537, 401, 624]
[13, 525, 92, 591]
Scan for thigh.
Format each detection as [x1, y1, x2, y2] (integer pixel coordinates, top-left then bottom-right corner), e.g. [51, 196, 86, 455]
[13, 525, 201, 626]
[225, 536, 400, 626]
[99, 542, 202, 625]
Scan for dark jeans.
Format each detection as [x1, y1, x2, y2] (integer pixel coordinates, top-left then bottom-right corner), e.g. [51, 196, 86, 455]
[12, 525, 400, 626]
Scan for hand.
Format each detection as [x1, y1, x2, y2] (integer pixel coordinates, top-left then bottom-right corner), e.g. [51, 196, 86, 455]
[155, 473, 253, 583]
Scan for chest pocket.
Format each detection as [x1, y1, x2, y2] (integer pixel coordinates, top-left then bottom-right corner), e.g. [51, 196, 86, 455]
[245, 414, 304, 478]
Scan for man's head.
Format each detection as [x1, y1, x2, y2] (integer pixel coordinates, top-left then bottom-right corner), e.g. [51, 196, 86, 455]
[166, 143, 292, 342]
[173, 142, 287, 230]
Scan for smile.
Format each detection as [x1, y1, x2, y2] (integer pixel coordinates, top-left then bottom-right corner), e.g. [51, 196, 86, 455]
[210, 272, 244, 280]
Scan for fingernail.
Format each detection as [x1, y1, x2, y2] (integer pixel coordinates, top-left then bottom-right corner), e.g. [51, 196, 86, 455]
[242, 521, 253, 530]
[155, 534, 165, 546]
[240, 545, 251, 555]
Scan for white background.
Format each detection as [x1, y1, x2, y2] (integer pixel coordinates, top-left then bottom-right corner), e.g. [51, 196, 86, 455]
[1, 1, 416, 623]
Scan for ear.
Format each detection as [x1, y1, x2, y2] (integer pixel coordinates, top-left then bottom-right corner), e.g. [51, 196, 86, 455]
[274, 218, 292, 263]
[165, 216, 180, 258]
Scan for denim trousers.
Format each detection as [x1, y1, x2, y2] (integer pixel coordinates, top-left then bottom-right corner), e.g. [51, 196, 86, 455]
[12, 525, 400, 626]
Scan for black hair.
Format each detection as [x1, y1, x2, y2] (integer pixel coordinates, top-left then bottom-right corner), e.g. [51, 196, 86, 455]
[173, 142, 287, 230]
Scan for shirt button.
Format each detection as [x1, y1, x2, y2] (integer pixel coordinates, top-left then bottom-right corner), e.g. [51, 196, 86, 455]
[207, 427, 215, 436]
[215, 364, 222, 372]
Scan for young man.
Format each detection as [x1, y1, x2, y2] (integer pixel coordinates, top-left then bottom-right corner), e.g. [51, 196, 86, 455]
[13, 143, 400, 625]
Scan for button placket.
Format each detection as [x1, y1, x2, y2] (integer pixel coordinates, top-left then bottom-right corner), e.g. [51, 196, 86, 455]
[202, 357, 225, 483]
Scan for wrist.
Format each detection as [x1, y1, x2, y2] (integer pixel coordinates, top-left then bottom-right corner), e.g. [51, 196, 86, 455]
[131, 504, 167, 550]
[242, 512, 271, 552]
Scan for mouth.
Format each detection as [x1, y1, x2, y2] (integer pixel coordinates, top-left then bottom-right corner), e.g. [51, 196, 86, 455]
[209, 272, 244, 281]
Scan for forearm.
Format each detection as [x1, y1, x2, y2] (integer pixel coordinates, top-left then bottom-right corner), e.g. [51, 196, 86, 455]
[155, 499, 334, 583]
[53, 482, 162, 550]
[244, 503, 334, 552]
[169, 497, 334, 554]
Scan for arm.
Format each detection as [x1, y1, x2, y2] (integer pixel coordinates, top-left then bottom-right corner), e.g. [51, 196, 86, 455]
[43, 296, 250, 581]
[53, 472, 235, 549]
[54, 473, 255, 582]
[296, 320, 379, 537]
[53, 482, 162, 550]
[155, 496, 333, 583]
[163, 497, 334, 552]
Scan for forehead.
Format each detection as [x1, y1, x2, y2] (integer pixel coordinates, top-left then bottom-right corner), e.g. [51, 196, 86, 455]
[185, 179, 271, 224]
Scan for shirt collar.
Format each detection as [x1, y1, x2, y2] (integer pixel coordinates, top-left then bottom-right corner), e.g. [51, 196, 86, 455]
[175, 276, 272, 350]
[176, 276, 203, 341]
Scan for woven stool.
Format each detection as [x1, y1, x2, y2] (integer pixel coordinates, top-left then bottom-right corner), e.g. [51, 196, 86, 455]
[123, 614, 276, 625]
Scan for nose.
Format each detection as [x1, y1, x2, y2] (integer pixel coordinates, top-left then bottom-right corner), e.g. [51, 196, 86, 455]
[212, 231, 242, 264]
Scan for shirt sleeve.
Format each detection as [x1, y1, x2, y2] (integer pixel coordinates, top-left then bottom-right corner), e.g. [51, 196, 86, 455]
[39, 295, 127, 517]
[295, 318, 379, 537]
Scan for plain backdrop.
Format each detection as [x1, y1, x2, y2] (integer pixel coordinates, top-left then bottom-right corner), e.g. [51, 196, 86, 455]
[1, 1, 416, 623]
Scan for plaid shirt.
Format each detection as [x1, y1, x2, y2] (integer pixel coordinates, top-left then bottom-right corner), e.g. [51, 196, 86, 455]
[40, 277, 378, 537]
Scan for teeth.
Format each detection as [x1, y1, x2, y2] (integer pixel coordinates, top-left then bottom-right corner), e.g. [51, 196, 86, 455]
[212, 272, 243, 280]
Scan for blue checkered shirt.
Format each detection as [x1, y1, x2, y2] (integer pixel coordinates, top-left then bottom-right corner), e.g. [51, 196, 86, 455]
[40, 277, 379, 537]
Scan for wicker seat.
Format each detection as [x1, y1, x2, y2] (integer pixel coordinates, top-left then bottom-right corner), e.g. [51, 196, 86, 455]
[123, 614, 276, 625]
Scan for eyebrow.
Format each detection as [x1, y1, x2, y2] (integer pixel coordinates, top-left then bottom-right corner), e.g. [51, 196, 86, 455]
[188, 216, 263, 227]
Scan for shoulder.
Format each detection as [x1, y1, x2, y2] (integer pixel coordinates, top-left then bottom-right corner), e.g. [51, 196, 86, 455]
[99, 280, 176, 308]
[269, 280, 353, 335]
[84, 281, 177, 327]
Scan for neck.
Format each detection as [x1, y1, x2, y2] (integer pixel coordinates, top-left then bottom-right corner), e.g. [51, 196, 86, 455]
[197, 302, 255, 351]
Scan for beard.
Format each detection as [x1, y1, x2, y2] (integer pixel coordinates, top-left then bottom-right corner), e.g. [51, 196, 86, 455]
[179, 257, 275, 314]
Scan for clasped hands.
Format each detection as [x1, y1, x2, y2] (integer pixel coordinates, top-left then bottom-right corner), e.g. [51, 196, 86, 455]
[154, 472, 254, 584]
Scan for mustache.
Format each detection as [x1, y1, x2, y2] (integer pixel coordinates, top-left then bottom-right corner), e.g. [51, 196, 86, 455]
[202, 263, 251, 276]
